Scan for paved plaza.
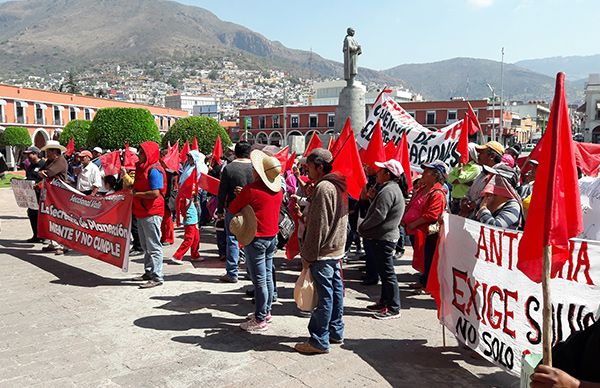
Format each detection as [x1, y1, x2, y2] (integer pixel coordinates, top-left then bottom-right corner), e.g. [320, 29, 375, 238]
[0, 188, 518, 387]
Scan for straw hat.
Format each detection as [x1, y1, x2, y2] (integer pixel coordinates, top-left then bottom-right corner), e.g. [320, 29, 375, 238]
[229, 205, 257, 246]
[250, 150, 282, 192]
[41, 140, 66, 153]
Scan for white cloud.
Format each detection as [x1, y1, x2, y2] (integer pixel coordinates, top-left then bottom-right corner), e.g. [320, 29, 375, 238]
[467, 0, 494, 8]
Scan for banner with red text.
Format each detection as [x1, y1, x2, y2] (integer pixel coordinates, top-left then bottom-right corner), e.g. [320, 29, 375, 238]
[38, 179, 132, 271]
[360, 91, 465, 169]
[439, 214, 600, 375]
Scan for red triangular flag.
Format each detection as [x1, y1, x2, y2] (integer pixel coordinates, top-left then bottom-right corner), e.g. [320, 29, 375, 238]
[212, 135, 223, 166]
[274, 145, 289, 168]
[332, 119, 367, 199]
[198, 172, 220, 196]
[65, 138, 75, 157]
[180, 140, 190, 164]
[161, 140, 180, 172]
[466, 102, 481, 135]
[458, 118, 470, 165]
[192, 136, 199, 151]
[517, 72, 583, 283]
[363, 120, 386, 169]
[304, 132, 323, 156]
[175, 168, 198, 226]
[384, 141, 396, 160]
[123, 144, 138, 170]
[99, 150, 122, 176]
[393, 133, 413, 192]
[285, 151, 297, 173]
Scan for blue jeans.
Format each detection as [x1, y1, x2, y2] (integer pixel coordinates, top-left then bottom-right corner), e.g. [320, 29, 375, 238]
[224, 210, 240, 279]
[308, 260, 344, 351]
[137, 215, 164, 282]
[244, 237, 277, 322]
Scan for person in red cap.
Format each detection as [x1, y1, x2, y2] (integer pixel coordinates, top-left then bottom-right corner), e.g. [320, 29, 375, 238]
[359, 159, 409, 319]
[76, 150, 102, 195]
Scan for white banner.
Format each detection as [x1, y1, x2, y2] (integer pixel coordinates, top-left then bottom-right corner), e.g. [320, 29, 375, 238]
[11, 179, 39, 210]
[580, 177, 600, 241]
[439, 214, 600, 376]
[359, 91, 466, 169]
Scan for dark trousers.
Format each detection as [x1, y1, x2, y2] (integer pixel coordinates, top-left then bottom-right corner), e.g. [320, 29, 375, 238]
[216, 229, 226, 257]
[372, 239, 401, 313]
[419, 234, 439, 288]
[27, 208, 39, 239]
[395, 226, 406, 253]
[363, 239, 379, 282]
[131, 215, 142, 251]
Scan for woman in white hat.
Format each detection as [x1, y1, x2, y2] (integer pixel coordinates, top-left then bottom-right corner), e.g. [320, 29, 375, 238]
[228, 150, 283, 332]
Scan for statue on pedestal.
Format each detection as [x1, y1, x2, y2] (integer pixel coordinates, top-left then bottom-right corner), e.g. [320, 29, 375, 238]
[343, 27, 362, 86]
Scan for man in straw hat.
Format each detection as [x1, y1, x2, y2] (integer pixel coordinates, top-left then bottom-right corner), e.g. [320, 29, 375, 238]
[38, 140, 69, 254]
[294, 148, 348, 354]
[228, 150, 283, 332]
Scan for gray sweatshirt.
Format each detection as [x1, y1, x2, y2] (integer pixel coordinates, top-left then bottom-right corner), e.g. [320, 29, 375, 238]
[358, 180, 405, 243]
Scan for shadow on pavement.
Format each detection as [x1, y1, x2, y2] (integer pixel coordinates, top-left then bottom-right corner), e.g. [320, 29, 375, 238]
[0, 215, 28, 220]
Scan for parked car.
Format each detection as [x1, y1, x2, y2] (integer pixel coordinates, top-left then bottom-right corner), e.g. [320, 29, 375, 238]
[573, 133, 584, 142]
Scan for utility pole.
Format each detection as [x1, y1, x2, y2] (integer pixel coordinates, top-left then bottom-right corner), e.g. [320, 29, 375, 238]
[487, 83, 496, 142]
[283, 81, 287, 147]
[500, 47, 505, 145]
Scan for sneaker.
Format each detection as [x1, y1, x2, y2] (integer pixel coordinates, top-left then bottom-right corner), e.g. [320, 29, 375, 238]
[129, 249, 143, 257]
[246, 312, 273, 323]
[170, 257, 184, 265]
[139, 280, 163, 289]
[219, 274, 238, 283]
[294, 342, 329, 355]
[330, 338, 344, 345]
[240, 318, 268, 332]
[132, 274, 152, 281]
[54, 249, 65, 255]
[373, 308, 400, 320]
[42, 245, 58, 252]
[366, 303, 386, 312]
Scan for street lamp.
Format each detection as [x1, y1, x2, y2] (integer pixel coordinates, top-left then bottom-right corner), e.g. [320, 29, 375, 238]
[487, 83, 497, 142]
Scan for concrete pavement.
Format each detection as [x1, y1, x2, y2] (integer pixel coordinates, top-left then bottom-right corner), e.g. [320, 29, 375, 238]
[0, 188, 518, 387]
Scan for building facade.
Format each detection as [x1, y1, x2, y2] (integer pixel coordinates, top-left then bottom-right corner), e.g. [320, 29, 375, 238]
[0, 84, 188, 166]
[165, 94, 219, 117]
[583, 74, 600, 143]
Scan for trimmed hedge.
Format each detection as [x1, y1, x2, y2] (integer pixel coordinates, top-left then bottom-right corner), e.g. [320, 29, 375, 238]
[0, 126, 31, 148]
[59, 120, 90, 150]
[162, 116, 232, 155]
[87, 108, 160, 149]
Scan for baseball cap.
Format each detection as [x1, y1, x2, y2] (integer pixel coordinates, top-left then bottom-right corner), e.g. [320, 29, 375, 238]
[79, 150, 93, 158]
[92, 147, 103, 154]
[483, 163, 519, 187]
[23, 146, 41, 155]
[476, 141, 505, 156]
[421, 160, 450, 177]
[374, 159, 404, 178]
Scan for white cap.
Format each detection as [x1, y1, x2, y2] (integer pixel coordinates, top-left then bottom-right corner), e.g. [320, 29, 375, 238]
[92, 147, 103, 154]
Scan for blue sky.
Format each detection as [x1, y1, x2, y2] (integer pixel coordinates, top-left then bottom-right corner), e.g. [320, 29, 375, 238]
[179, 0, 596, 70]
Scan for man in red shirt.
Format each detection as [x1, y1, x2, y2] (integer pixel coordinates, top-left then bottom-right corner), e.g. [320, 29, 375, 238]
[228, 150, 283, 332]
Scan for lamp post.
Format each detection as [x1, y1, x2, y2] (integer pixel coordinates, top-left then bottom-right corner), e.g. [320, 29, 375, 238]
[487, 83, 497, 142]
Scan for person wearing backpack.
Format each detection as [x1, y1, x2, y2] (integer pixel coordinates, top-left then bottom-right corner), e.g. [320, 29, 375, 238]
[131, 141, 167, 289]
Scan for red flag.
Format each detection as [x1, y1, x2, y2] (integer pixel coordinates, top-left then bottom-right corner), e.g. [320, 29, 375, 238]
[363, 120, 386, 169]
[274, 145, 289, 168]
[198, 172, 220, 196]
[384, 141, 396, 160]
[192, 136, 199, 151]
[99, 151, 122, 176]
[530, 140, 600, 178]
[466, 102, 481, 135]
[180, 140, 190, 164]
[65, 138, 75, 157]
[332, 119, 367, 199]
[285, 151, 297, 173]
[123, 144, 138, 170]
[161, 140, 180, 172]
[457, 118, 470, 165]
[212, 135, 223, 166]
[517, 73, 583, 282]
[304, 132, 323, 156]
[175, 168, 197, 226]
[330, 118, 351, 156]
[393, 133, 413, 192]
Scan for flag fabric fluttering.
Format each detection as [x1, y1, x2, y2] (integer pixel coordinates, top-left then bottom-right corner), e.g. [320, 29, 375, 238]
[384, 141, 397, 160]
[212, 135, 223, 166]
[363, 120, 386, 170]
[99, 151, 122, 176]
[331, 118, 367, 199]
[285, 151, 297, 173]
[175, 168, 198, 226]
[161, 140, 180, 172]
[198, 172, 220, 196]
[304, 132, 323, 156]
[466, 102, 482, 135]
[393, 133, 413, 192]
[192, 136, 199, 151]
[517, 72, 583, 282]
[458, 117, 471, 165]
[66, 138, 75, 157]
[274, 145, 289, 168]
[179, 140, 190, 164]
[123, 144, 138, 170]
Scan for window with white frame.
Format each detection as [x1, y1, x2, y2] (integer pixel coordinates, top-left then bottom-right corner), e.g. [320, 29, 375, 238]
[84, 108, 93, 121]
[291, 115, 299, 128]
[53, 106, 63, 125]
[160, 116, 164, 130]
[0, 104, 5, 123]
[408, 111, 415, 118]
[426, 111, 436, 125]
[272, 115, 280, 128]
[69, 107, 78, 121]
[447, 110, 457, 122]
[328, 114, 335, 127]
[15, 101, 27, 124]
[259, 116, 266, 129]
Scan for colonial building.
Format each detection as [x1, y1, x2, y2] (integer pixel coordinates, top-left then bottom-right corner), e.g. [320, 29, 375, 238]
[583, 74, 600, 143]
[0, 84, 188, 166]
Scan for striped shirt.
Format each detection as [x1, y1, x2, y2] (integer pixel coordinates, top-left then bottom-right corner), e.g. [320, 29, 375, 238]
[476, 199, 521, 229]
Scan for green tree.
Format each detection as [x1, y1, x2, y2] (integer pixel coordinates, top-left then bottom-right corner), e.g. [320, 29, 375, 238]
[87, 108, 160, 149]
[207, 69, 219, 80]
[162, 116, 232, 156]
[58, 120, 90, 151]
[0, 127, 32, 170]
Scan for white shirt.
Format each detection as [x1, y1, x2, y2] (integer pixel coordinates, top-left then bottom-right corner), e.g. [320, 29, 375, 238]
[77, 162, 102, 192]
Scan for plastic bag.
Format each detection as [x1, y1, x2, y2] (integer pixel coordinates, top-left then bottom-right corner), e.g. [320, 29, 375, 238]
[294, 267, 317, 312]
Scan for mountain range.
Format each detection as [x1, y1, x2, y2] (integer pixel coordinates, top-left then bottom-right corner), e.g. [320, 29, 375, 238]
[0, 0, 596, 103]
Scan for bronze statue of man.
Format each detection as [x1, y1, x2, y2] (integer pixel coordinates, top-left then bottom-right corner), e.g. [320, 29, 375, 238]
[343, 27, 362, 85]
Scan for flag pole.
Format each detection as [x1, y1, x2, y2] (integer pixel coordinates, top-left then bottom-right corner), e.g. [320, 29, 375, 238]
[542, 245, 553, 366]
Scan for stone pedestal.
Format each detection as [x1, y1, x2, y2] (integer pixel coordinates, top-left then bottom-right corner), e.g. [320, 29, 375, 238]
[334, 81, 366, 137]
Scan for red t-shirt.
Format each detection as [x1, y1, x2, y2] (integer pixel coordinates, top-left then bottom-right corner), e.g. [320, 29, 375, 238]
[228, 180, 283, 238]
